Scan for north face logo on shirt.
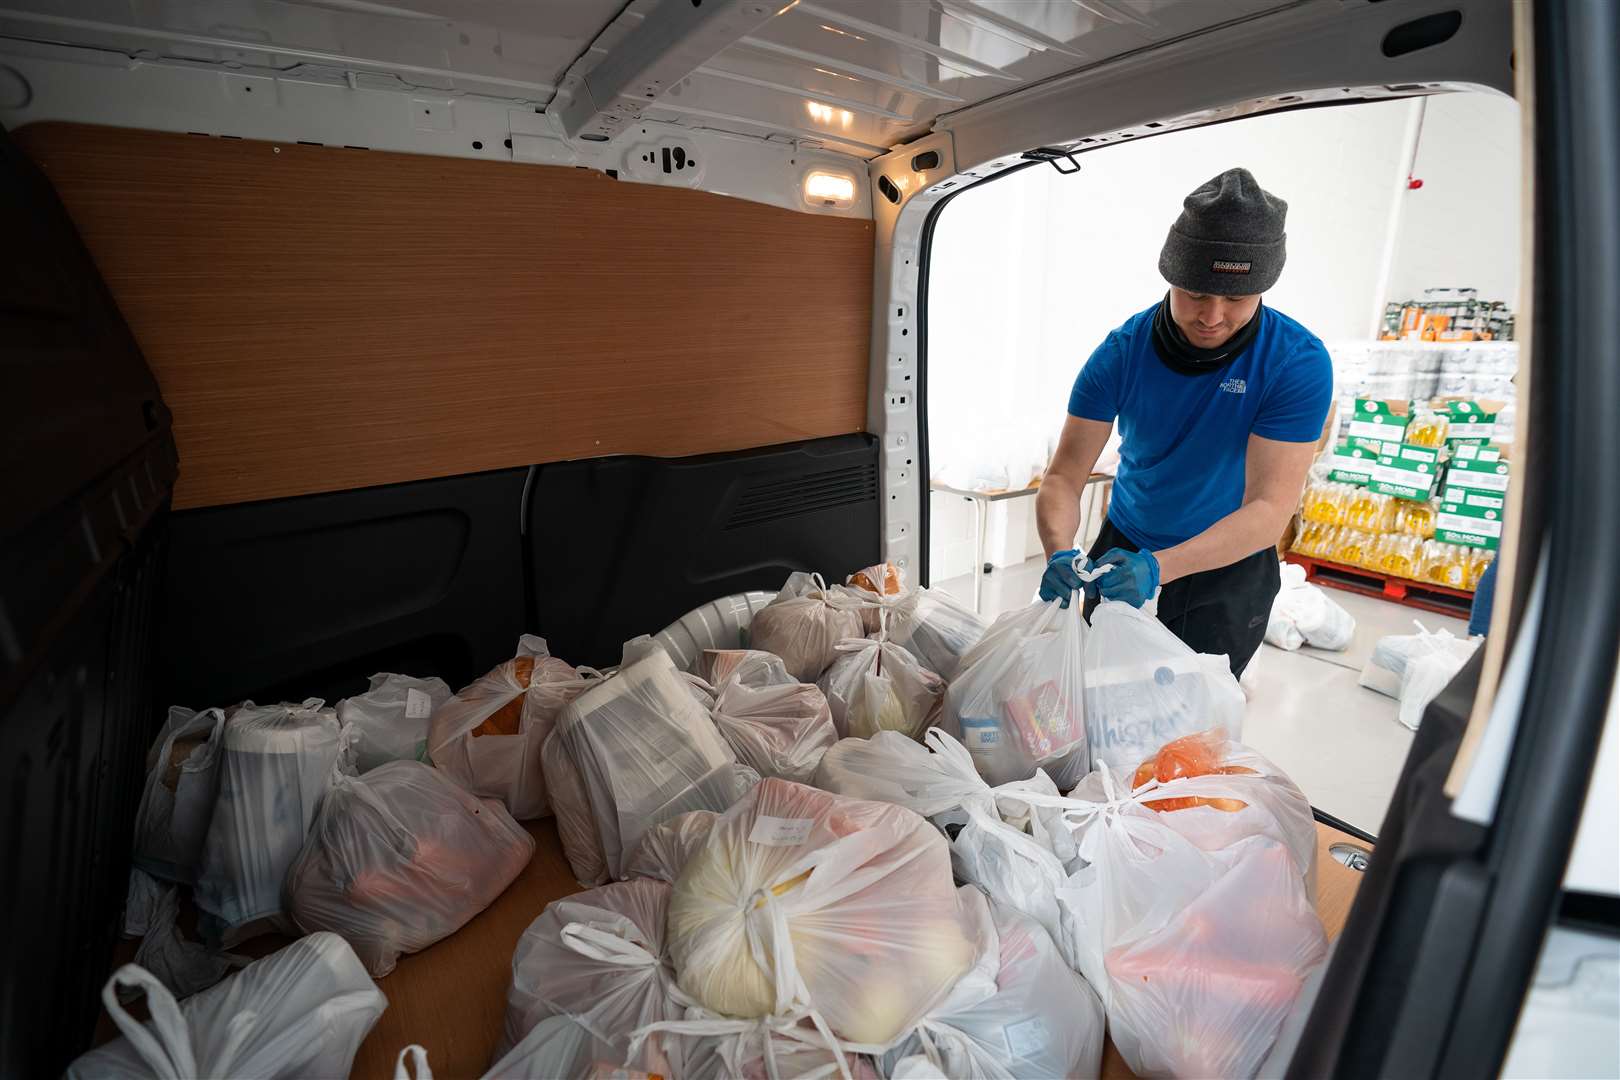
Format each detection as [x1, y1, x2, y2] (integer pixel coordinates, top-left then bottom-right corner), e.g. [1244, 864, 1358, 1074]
[1220, 378, 1247, 394]
[1211, 260, 1252, 273]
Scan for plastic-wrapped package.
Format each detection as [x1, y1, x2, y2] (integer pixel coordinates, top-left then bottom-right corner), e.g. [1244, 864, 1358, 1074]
[1130, 731, 1319, 898]
[624, 810, 718, 883]
[709, 672, 838, 784]
[66, 932, 386, 1080]
[500, 879, 686, 1076]
[338, 673, 452, 773]
[194, 699, 351, 944]
[132, 706, 227, 884]
[748, 572, 866, 681]
[1104, 838, 1328, 1079]
[883, 892, 1105, 1080]
[699, 649, 796, 689]
[429, 635, 594, 820]
[1266, 564, 1356, 652]
[882, 588, 989, 681]
[943, 598, 1090, 789]
[818, 635, 945, 740]
[545, 642, 748, 884]
[1083, 600, 1245, 772]
[667, 777, 975, 1046]
[285, 760, 534, 975]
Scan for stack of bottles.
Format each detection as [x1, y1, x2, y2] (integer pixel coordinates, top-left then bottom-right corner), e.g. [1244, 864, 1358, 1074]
[1294, 480, 1488, 588]
[1404, 410, 1449, 448]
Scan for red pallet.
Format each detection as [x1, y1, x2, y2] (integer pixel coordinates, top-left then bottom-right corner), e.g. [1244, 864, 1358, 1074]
[1283, 552, 1475, 618]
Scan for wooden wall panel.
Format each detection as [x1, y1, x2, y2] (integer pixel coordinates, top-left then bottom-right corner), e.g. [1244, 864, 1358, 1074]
[17, 124, 874, 509]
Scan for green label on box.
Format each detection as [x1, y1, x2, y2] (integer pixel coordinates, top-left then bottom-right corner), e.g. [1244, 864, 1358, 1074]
[1348, 399, 1409, 443]
[1327, 442, 1374, 485]
[1453, 443, 1503, 463]
[1370, 442, 1440, 501]
[1441, 488, 1505, 514]
[1444, 401, 1498, 445]
[1447, 455, 1511, 492]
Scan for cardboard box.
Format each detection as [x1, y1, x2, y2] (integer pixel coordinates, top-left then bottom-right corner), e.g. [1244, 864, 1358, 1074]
[1437, 399, 1503, 446]
[1437, 493, 1504, 550]
[1347, 399, 1410, 447]
[1326, 442, 1377, 486]
[1370, 442, 1443, 501]
[1446, 453, 1511, 494]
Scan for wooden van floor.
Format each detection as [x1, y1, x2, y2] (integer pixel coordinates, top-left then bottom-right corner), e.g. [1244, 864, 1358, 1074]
[95, 819, 1365, 1079]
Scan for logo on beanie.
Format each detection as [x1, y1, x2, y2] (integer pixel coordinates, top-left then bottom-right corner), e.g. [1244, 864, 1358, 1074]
[1211, 260, 1252, 273]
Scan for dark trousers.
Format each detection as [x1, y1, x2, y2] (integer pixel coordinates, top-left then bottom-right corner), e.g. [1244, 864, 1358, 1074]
[1086, 517, 1280, 679]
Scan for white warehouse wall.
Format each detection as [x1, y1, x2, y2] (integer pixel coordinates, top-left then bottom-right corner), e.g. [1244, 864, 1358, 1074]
[926, 92, 1521, 586]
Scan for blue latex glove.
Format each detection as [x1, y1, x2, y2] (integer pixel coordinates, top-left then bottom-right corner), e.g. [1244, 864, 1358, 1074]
[1093, 547, 1160, 608]
[1038, 550, 1096, 608]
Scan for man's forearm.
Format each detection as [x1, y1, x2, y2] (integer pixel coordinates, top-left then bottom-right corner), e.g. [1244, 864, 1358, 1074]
[1036, 475, 1084, 559]
[1153, 498, 1291, 584]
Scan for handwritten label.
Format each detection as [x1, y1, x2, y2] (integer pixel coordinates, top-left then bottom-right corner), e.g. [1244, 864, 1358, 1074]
[404, 688, 433, 719]
[748, 815, 814, 847]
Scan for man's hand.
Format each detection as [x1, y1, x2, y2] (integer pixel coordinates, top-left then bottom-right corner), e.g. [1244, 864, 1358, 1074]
[1093, 548, 1160, 608]
[1038, 549, 1102, 607]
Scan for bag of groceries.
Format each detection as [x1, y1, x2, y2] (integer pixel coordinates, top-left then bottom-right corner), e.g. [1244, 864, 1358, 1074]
[818, 631, 946, 741]
[132, 706, 227, 884]
[285, 761, 534, 975]
[883, 891, 1105, 1080]
[195, 699, 352, 944]
[699, 649, 797, 689]
[338, 673, 451, 773]
[943, 597, 1091, 790]
[748, 572, 865, 681]
[883, 588, 989, 682]
[624, 810, 719, 884]
[429, 635, 594, 820]
[708, 667, 838, 784]
[667, 778, 975, 1047]
[66, 932, 385, 1080]
[1266, 563, 1355, 652]
[1083, 600, 1245, 772]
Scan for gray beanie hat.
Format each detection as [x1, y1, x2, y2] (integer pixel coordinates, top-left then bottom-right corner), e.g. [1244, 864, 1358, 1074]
[1159, 167, 1288, 294]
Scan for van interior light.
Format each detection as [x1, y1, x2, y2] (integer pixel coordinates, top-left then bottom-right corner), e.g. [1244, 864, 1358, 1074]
[804, 171, 856, 206]
[806, 101, 854, 128]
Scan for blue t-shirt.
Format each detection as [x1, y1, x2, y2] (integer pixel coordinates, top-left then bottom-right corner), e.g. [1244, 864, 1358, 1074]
[1068, 302, 1333, 552]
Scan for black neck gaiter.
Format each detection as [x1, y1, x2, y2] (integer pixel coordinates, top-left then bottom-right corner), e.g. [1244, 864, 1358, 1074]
[1150, 293, 1262, 375]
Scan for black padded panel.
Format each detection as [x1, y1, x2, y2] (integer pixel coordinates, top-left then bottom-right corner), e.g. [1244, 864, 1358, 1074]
[526, 434, 882, 668]
[159, 468, 529, 710]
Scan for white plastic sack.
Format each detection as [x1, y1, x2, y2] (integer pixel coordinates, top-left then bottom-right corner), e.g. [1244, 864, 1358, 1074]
[429, 635, 593, 820]
[1361, 622, 1477, 704]
[66, 932, 386, 1080]
[545, 642, 747, 884]
[285, 760, 534, 975]
[699, 649, 797, 689]
[818, 635, 945, 741]
[1084, 600, 1245, 772]
[882, 588, 989, 682]
[943, 598, 1090, 789]
[500, 878, 686, 1076]
[884, 892, 1105, 1080]
[123, 880, 246, 1003]
[624, 810, 718, 883]
[1267, 564, 1356, 652]
[194, 699, 351, 944]
[132, 706, 227, 884]
[1399, 637, 1479, 730]
[338, 673, 451, 773]
[667, 777, 975, 1046]
[710, 672, 838, 784]
[748, 573, 866, 682]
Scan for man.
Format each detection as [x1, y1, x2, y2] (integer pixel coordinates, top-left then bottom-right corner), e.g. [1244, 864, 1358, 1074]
[1036, 167, 1332, 678]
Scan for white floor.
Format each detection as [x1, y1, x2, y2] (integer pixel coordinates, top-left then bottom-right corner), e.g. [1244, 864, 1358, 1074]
[932, 555, 1471, 835]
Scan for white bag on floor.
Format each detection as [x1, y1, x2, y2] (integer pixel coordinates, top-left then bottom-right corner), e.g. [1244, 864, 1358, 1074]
[500, 878, 686, 1075]
[1399, 637, 1478, 730]
[710, 672, 838, 784]
[818, 634, 945, 740]
[943, 598, 1091, 789]
[624, 810, 718, 883]
[667, 778, 975, 1047]
[132, 706, 227, 884]
[429, 635, 594, 820]
[1361, 622, 1477, 706]
[546, 643, 748, 884]
[748, 573, 866, 682]
[1083, 600, 1245, 772]
[285, 760, 534, 975]
[66, 931, 386, 1080]
[194, 699, 351, 944]
[883, 587, 989, 681]
[884, 893, 1106, 1080]
[338, 673, 451, 773]
[1267, 564, 1356, 652]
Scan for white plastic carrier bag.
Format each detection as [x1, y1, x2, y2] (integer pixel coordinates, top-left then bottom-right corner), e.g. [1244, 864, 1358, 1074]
[942, 595, 1091, 790]
[882, 891, 1106, 1080]
[1083, 600, 1245, 772]
[667, 777, 976, 1047]
[1266, 563, 1356, 652]
[882, 587, 989, 682]
[132, 705, 227, 884]
[285, 760, 534, 975]
[66, 931, 386, 1080]
[817, 630, 946, 741]
[194, 698, 352, 944]
[747, 572, 866, 682]
[708, 668, 839, 784]
[1398, 635, 1479, 730]
[624, 810, 719, 884]
[429, 635, 595, 820]
[123, 878, 246, 1002]
[544, 641, 754, 885]
[338, 673, 452, 773]
[699, 649, 798, 689]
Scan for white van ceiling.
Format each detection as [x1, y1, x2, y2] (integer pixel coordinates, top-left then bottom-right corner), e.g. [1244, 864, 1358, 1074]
[0, 0, 1296, 160]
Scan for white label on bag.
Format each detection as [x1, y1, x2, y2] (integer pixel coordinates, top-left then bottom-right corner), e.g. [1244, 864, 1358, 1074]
[404, 688, 433, 719]
[959, 717, 1000, 752]
[1005, 1016, 1049, 1059]
[748, 816, 815, 847]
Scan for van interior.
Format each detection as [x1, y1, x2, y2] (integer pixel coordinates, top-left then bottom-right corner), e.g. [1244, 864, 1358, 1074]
[3, 0, 1616, 1077]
